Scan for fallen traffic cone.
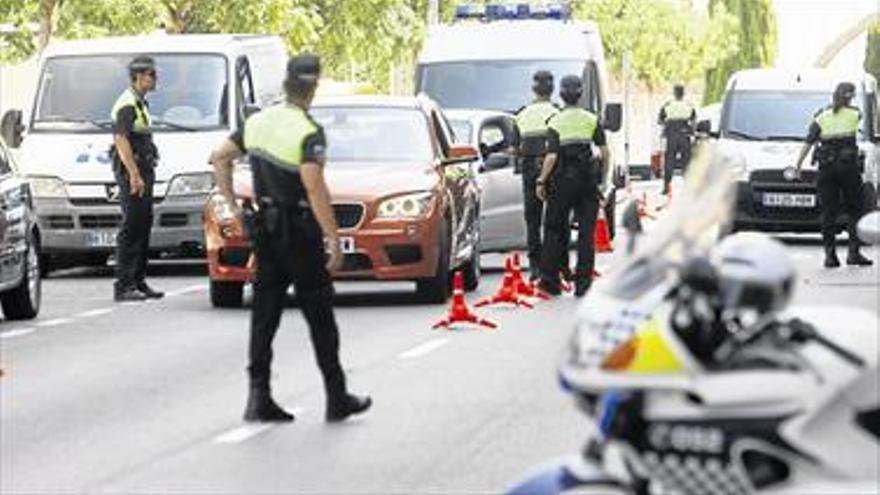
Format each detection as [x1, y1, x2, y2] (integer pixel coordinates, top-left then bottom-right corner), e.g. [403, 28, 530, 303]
[510, 252, 550, 301]
[476, 257, 534, 308]
[432, 271, 497, 330]
[592, 269, 601, 279]
[594, 210, 613, 253]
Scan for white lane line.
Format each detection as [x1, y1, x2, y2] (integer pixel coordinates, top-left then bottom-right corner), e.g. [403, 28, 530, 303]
[0, 327, 36, 339]
[398, 338, 450, 360]
[213, 408, 304, 444]
[166, 284, 208, 297]
[36, 318, 74, 328]
[75, 308, 114, 318]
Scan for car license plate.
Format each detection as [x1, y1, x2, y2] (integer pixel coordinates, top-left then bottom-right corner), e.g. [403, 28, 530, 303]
[339, 236, 355, 254]
[87, 231, 117, 247]
[762, 192, 816, 208]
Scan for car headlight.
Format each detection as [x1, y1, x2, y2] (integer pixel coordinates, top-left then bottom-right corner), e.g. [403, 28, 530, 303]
[376, 192, 434, 219]
[27, 176, 67, 198]
[167, 172, 214, 196]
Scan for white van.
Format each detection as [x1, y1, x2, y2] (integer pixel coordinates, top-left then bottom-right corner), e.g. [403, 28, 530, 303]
[702, 68, 879, 233]
[0, 33, 287, 272]
[415, 4, 622, 251]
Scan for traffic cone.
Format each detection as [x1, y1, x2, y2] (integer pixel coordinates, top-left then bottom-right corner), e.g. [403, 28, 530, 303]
[432, 271, 497, 330]
[638, 192, 656, 220]
[559, 273, 573, 293]
[476, 257, 534, 308]
[592, 269, 601, 279]
[510, 252, 550, 301]
[594, 210, 613, 253]
[655, 183, 673, 212]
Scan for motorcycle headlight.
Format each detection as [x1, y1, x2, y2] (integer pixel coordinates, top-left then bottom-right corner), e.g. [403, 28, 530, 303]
[27, 176, 67, 198]
[376, 192, 434, 219]
[167, 173, 214, 196]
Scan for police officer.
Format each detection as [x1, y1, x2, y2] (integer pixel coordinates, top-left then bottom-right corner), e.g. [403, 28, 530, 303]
[536, 75, 609, 297]
[514, 71, 558, 281]
[111, 56, 163, 302]
[794, 82, 873, 268]
[658, 84, 696, 195]
[210, 54, 371, 423]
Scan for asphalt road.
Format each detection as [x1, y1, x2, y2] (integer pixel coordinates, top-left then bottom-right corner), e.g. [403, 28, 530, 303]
[1, 185, 878, 495]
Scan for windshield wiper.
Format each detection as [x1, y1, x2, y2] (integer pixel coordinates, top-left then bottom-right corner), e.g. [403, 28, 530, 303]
[35, 117, 113, 130]
[151, 119, 198, 132]
[764, 135, 805, 142]
[725, 129, 764, 141]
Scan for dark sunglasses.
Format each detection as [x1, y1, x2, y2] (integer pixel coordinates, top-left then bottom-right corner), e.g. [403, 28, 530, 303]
[143, 70, 157, 78]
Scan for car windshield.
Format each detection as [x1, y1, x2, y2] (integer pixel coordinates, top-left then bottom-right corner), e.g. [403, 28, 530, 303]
[33, 54, 228, 132]
[449, 119, 472, 144]
[311, 106, 433, 163]
[418, 59, 588, 112]
[721, 90, 865, 141]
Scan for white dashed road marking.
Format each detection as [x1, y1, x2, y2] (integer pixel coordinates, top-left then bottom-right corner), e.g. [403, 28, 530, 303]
[75, 308, 114, 318]
[166, 284, 208, 297]
[0, 327, 36, 339]
[398, 338, 450, 360]
[37, 318, 74, 328]
[213, 408, 305, 444]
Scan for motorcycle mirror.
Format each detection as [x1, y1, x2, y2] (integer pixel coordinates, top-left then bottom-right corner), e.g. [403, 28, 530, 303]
[680, 256, 719, 294]
[857, 211, 880, 245]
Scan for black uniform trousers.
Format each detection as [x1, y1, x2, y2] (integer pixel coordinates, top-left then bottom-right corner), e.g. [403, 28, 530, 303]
[664, 130, 692, 189]
[114, 161, 155, 292]
[817, 147, 864, 251]
[520, 155, 545, 276]
[248, 209, 347, 403]
[540, 165, 600, 290]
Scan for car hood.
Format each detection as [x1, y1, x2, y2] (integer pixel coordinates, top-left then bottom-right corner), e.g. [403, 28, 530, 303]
[16, 131, 224, 182]
[717, 138, 807, 171]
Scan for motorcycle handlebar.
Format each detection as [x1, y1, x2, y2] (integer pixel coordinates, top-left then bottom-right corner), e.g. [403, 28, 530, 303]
[784, 319, 866, 368]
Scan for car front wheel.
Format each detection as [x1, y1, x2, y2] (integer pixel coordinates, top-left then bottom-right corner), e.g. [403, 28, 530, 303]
[1, 231, 41, 320]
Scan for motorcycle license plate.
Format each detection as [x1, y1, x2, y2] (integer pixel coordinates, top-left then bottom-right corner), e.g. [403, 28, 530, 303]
[338, 236, 356, 254]
[87, 231, 117, 247]
[762, 192, 816, 208]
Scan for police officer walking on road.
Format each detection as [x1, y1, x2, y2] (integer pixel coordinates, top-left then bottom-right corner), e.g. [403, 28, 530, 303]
[658, 84, 696, 195]
[210, 54, 371, 423]
[111, 56, 164, 302]
[795, 82, 873, 269]
[536, 75, 609, 297]
[514, 71, 558, 281]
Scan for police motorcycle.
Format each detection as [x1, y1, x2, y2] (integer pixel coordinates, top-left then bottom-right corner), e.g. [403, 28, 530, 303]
[507, 146, 880, 495]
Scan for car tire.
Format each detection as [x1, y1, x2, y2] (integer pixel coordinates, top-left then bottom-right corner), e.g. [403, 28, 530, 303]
[604, 189, 617, 240]
[210, 280, 244, 308]
[862, 182, 878, 212]
[1, 231, 41, 320]
[416, 220, 451, 304]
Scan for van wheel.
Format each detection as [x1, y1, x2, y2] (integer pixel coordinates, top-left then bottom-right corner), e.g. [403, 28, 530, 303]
[862, 183, 878, 212]
[210, 280, 244, 308]
[417, 221, 451, 304]
[2, 232, 41, 320]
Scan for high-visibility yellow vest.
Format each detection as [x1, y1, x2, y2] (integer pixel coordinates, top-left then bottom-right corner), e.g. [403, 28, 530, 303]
[548, 107, 599, 146]
[516, 101, 558, 138]
[662, 100, 694, 122]
[244, 104, 318, 170]
[815, 106, 860, 140]
[111, 88, 151, 134]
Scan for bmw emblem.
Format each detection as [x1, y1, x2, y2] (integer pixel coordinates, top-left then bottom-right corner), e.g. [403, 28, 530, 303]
[782, 167, 799, 182]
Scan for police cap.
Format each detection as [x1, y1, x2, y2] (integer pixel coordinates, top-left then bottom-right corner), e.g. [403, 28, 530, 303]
[834, 82, 856, 100]
[128, 55, 156, 76]
[287, 53, 321, 86]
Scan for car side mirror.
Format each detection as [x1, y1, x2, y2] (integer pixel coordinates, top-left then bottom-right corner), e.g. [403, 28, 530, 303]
[242, 103, 261, 120]
[444, 144, 479, 165]
[1, 109, 24, 148]
[857, 211, 880, 245]
[696, 119, 712, 135]
[603, 103, 623, 133]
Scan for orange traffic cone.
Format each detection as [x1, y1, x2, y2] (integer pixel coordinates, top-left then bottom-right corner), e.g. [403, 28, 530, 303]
[638, 192, 656, 220]
[592, 269, 601, 279]
[594, 210, 613, 253]
[432, 271, 497, 330]
[476, 257, 534, 308]
[510, 252, 550, 301]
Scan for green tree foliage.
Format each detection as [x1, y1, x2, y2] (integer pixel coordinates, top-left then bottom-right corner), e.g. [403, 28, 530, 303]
[703, 0, 777, 104]
[575, 0, 739, 89]
[866, 20, 880, 83]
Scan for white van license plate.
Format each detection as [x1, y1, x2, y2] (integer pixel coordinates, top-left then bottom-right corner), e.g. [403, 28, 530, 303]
[87, 231, 118, 247]
[339, 237, 356, 254]
[762, 193, 816, 208]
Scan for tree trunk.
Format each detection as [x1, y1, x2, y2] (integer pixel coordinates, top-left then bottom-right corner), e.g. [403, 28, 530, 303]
[37, 0, 60, 52]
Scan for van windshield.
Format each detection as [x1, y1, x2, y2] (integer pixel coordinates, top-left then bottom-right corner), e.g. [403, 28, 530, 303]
[310, 106, 433, 164]
[417, 59, 589, 112]
[33, 54, 228, 132]
[721, 90, 865, 141]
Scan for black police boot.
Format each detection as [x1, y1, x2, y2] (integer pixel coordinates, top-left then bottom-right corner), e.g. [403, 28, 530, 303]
[114, 286, 148, 302]
[326, 393, 372, 423]
[846, 248, 873, 267]
[537, 278, 561, 296]
[243, 387, 295, 423]
[823, 244, 841, 269]
[136, 281, 165, 299]
[574, 278, 592, 298]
